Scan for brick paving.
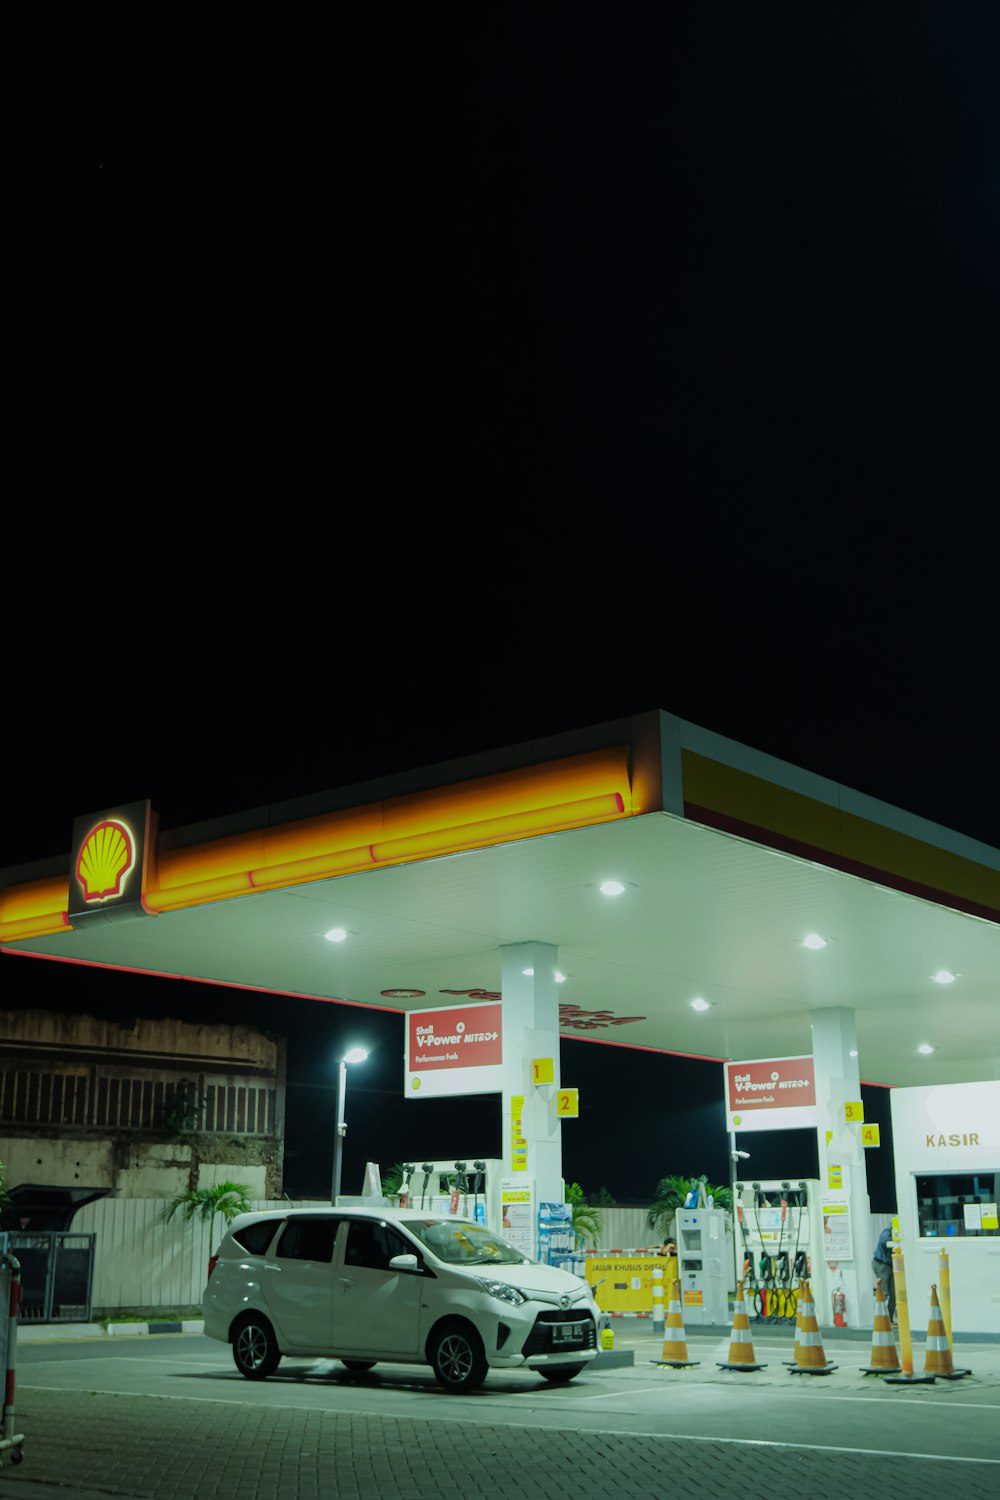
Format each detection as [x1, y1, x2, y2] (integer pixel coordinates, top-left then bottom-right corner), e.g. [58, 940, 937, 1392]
[1, 1384, 998, 1500]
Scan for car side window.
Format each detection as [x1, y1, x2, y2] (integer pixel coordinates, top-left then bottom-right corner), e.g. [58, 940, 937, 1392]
[232, 1220, 281, 1256]
[275, 1217, 338, 1263]
[343, 1220, 411, 1271]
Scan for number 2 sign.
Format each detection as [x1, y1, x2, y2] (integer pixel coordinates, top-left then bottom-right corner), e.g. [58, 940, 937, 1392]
[557, 1089, 579, 1118]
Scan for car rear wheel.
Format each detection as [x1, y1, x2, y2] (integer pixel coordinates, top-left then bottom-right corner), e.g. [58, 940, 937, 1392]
[538, 1363, 586, 1383]
[340, 1359, 377, 1373]
[232, 1313, 281, 1380]
[429, 1322, 488, 1393]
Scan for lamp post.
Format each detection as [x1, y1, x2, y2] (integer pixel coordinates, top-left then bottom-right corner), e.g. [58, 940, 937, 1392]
[331, 1046, 369, 1204]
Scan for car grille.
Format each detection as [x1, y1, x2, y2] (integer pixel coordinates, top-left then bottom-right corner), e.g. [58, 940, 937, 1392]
[521, 1310, 597, 1356]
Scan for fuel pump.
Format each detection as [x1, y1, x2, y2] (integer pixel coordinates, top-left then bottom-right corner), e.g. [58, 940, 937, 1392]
[735, 1189, 762, 1313]
[401, 1158, 505, 1230]
[397, 1164, 414, 1208]
[675, 1197, 729, 1326]
[734, 1180, 822, 1323]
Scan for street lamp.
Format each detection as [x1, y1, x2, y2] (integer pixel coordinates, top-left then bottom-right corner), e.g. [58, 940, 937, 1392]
[331, 1046, 369, 1204]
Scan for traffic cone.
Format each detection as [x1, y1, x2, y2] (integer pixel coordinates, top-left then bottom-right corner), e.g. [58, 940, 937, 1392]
[652, 1279, 699, 1367]
[923, 1284, 971, 1380]
[860, 1280, 900, 1374]
[717, 1281, 767, 1371]
[787, 1279, 836, 1374]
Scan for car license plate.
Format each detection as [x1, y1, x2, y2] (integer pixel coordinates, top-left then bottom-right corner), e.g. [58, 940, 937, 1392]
[552, 1322, 584, 1345]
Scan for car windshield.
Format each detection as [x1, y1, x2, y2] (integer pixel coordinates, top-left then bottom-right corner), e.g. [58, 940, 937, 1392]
[406, 1218, 527, 1265]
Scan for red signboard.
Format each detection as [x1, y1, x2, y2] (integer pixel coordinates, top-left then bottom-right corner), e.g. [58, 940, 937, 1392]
[724, 1055, 817, 1133]
[407, 1003, 503, 1071]
[405, 1001, 504, 1099]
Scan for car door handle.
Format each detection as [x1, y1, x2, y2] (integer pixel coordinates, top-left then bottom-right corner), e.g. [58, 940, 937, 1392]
[263, 1263, 281, 1272]
[337, 1276, 355, 1287]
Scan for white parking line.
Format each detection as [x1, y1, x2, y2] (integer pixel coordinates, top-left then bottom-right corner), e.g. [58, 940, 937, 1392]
[576, 1384, 669, 1400]
[779, 1392, 1000, 1411]
[578, 1428, 1000, 1466]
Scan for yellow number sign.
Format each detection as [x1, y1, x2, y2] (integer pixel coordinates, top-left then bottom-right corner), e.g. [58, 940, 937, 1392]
[532, 1058, 554, 1085]
[557, 1088, 579, 1117]
[861, 1123, 881, 1148]
[844, 1100, 864, 1123]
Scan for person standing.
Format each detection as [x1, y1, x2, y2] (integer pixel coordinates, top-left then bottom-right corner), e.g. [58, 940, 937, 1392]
[872, 1226, 896, 1322]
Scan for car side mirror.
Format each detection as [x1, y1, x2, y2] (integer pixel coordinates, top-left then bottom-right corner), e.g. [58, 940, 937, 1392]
[389, 1253, 420, 1273]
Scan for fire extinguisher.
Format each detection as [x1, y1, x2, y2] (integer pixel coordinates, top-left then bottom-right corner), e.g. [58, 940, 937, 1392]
[833, 1287, 847, 1327]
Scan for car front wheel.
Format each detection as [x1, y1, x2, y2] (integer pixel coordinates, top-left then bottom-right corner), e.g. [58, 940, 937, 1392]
[429, 1322, 488, 1394]
[538, 1363, 586, 1383]
[232, 1314, 281, 1380]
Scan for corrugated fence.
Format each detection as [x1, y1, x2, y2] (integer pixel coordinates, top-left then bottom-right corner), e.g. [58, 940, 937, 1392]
[72, 1197, 293, 1313]
[70, 1199, 662, 1314]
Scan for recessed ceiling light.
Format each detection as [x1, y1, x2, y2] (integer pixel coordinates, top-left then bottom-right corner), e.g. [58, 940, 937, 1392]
[802, 934, 827, 950]
[554, 971, 567, 983]
[849, 1049, 858, 1058]
[917, 1043, 934, 1055]
[324, 927, 347, 943]
[522, 968, 534, 976]
[599, 880, 626, 896]
[932, 970, 956, 985]
[690, 998, 711, 1012]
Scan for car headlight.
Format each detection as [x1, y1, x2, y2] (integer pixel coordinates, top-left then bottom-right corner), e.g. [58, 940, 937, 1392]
[474, 1278, 527, 1306]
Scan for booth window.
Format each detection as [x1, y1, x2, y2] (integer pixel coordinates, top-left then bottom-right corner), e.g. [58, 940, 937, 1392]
[914, 1172, 1000, 1238]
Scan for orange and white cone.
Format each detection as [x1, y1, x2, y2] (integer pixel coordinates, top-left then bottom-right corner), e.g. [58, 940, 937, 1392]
[860, 1280, 900, 1374]
[652, 1279, 699, 1367]
[717, 1281, 767, 1371]
[923, 1284, 971, 1380]
[788, 1279, 836, 1374]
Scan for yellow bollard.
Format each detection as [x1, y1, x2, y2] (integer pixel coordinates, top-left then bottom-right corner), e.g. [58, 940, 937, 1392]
[883, 1246, 935, 1384]
[938, 1249, 953, 1353]
[933, 1249, 972, 1379]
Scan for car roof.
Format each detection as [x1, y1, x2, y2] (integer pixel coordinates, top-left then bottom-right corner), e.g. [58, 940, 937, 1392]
[229, 1206, 481, 1226]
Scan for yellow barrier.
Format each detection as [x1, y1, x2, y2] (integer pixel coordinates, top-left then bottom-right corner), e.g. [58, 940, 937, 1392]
[585, 1253, 677, 1315]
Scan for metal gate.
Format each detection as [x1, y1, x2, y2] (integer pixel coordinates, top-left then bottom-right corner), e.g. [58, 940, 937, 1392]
[6, 1233, 95, 1323]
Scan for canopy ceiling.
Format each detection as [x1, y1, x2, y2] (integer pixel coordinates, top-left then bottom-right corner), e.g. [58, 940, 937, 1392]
[3, 712, 998, 1089]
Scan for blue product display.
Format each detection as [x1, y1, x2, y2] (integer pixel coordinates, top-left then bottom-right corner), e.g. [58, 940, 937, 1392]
[537, 1202, 576, 1265]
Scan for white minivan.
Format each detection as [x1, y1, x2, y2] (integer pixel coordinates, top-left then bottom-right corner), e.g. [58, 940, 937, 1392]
[203, 1206, 599, 1393]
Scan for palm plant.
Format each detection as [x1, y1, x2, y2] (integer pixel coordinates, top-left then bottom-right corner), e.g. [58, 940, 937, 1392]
[645, 1174, 691, 1241]
[564, 1181, 603, 1247]
[379, 1163, 407, 1196]
[162, 1180, 254, 1256]
[646, 1173, 732, 1240]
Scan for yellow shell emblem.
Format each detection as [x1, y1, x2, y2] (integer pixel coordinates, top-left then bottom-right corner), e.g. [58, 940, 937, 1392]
[76, 819, 136, 903]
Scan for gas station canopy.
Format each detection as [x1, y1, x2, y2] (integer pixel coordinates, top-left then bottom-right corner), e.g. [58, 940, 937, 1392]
[2, 710, 998, 1088]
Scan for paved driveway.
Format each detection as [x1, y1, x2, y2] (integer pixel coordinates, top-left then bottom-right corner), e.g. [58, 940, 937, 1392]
[2, 1327, 998, 1498]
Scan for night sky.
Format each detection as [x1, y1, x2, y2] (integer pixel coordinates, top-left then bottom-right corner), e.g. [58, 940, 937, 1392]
[5, 5, 998, 1212]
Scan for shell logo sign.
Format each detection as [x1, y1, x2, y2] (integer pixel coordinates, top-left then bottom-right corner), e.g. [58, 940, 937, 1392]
[75, 819, 137, 902]
[67, 799, 152, 924]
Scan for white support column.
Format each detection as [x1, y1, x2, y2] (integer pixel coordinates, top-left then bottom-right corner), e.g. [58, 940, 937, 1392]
[812, 1006, 874, 1332]
[500, 942, 563, 1210]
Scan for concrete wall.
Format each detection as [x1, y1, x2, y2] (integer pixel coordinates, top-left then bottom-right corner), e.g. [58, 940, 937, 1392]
[0, 1009, 280, 1070]
[1, 1007, 286, 1201]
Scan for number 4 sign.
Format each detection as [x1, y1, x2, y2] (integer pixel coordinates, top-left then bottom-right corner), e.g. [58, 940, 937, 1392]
[557, 1088, 579, 1117]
